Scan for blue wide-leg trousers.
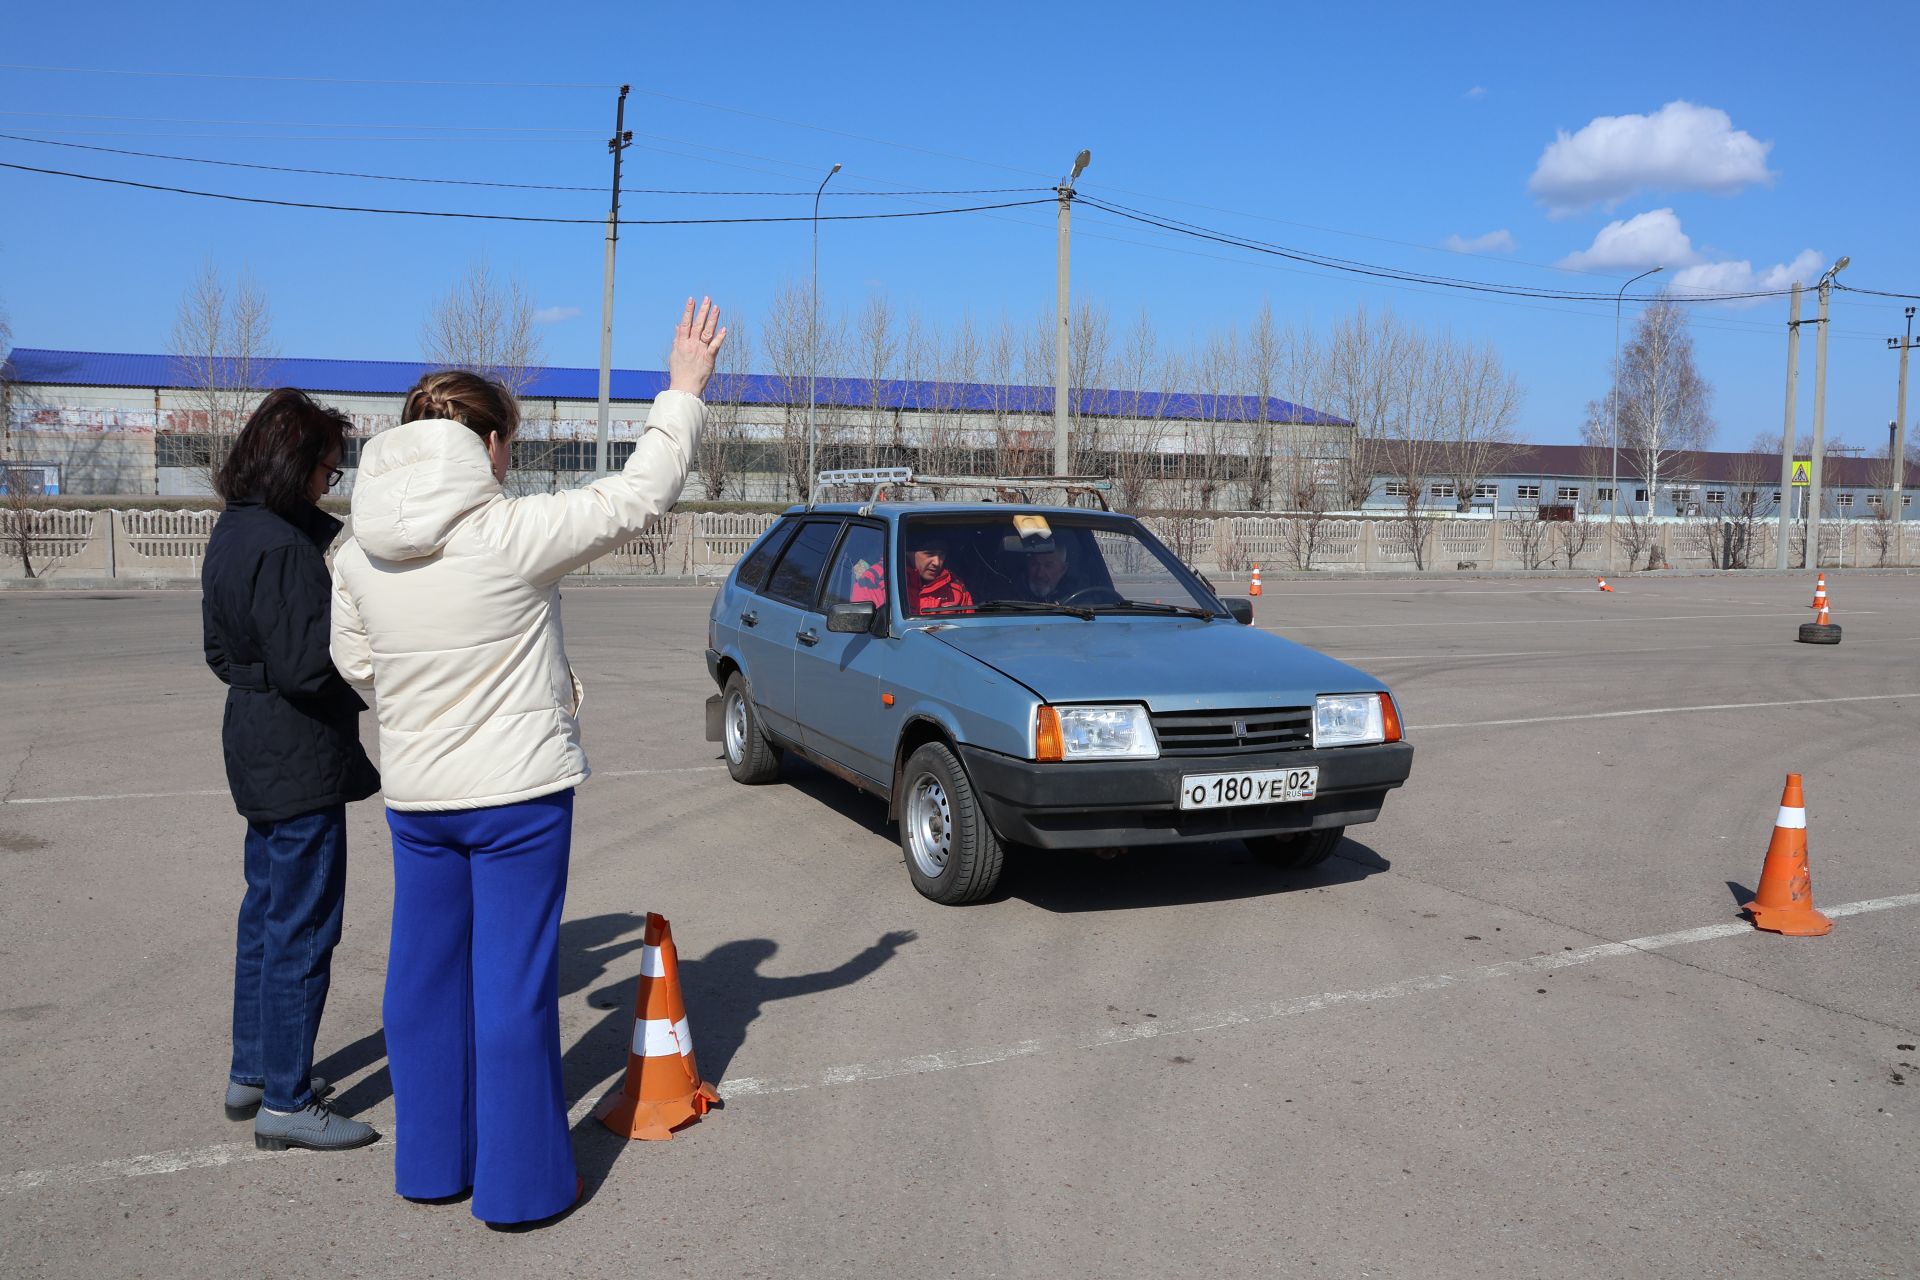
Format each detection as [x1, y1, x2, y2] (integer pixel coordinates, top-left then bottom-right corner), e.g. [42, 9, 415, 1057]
[384, 790, 575, 1224]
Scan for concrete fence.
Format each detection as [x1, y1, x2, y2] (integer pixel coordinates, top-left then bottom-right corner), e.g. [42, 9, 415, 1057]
[2, 509, 1912, 583]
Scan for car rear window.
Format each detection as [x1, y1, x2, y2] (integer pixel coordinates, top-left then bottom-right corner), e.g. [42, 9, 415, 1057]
[735, 520, 798, 592]
[764, 520, 842, 607]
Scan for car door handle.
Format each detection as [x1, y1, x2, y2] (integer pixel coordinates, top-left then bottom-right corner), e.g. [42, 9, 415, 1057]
[796, 629, 819, 647]
[740, 611, 758, 628]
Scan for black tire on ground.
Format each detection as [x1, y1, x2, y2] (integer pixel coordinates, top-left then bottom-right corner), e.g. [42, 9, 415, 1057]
[898, 741, 1006, 905]
[1796, 623, 1843, 645]
[720, 672, 782, 783]
[1245, 826, 1345, 870]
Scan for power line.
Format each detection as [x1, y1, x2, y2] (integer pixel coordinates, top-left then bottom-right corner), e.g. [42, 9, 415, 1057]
[0, 62, 615, 89]
[0, 110, 601, 134]
[0, 132, 1050, 196]
[0, 159, 1054, 224]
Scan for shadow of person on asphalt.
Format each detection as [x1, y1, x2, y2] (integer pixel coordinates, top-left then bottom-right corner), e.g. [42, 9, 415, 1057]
[564, 920, 915, 1192]
[1002, 835, 1392, 913]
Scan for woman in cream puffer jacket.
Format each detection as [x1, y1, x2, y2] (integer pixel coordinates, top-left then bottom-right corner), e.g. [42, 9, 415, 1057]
[330, 297, 724, 1226]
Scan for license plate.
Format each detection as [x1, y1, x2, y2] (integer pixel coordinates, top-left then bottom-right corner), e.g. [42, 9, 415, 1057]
[1178, 766, 1319, 810]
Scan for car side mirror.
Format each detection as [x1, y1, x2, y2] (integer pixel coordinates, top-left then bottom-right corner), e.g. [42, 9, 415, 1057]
[1221, 597, 1254, 625]
[827, 601, 883, 635]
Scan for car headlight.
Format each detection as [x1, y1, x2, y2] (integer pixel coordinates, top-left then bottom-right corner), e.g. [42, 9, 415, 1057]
[1313, 694, 1389, 747]
[1035, 704, 1159, 761]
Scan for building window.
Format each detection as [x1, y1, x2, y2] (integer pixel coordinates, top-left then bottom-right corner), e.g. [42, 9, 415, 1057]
[1772, 490, 1782, 504]
[1596, 486, 1615, 501]
[1867, 493, 1884, 509]
[1740, 490, 1761, 506]
[1906, 495, 1914, 508]
[1556, 485, 1580, 501]
[1430, 482, 1456, 499]
[1836, 492, 1853, 508]
[1516, 484, 1541, 500]
[1474, 483, 1498, 499]
[1384, 481, 1411, 498]
[1705, 488, 1727, 503]
[1635, 488, 1648, 502]
[1670, 487, 1694, 505]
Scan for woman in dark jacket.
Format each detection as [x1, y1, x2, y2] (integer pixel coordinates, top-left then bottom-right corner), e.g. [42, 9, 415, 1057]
[202, 388, 380, 1152]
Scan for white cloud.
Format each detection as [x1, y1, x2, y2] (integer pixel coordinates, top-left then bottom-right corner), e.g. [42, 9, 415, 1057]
[1556, 209, 1697, 271]
[1442, 229, 1516, 254]
[1529, 100, 1774, 214]
[1668, 249, 1823, 307]
[533, 306, 581, 325]
[1465, 86, 1487, 100]
[1558, 210, 1819, 308]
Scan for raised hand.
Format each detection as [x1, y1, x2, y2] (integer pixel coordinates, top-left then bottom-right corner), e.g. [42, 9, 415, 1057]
[667, 296, 727, 398]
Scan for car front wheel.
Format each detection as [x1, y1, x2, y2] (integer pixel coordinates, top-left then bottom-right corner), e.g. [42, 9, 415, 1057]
[721, 673, 782, 784]
[1245, 826, 1344, 870]
[899, 742, 1005, 905]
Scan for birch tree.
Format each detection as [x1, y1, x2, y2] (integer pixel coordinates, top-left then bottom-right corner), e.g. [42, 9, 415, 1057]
[170, 262, 277, 490]
[1585, 300, 1713, 515]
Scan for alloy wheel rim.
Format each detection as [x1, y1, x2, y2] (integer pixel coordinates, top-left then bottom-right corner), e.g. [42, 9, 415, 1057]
[905, 774, 952, 878]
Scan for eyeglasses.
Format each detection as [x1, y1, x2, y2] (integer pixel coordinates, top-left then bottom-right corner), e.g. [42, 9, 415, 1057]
[325, 468, 345, 489]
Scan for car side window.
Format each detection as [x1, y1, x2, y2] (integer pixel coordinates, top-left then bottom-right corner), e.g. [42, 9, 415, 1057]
[821, 524, 888, 610]
[764, 520, 842, 608]
[735, 519, 798, 593]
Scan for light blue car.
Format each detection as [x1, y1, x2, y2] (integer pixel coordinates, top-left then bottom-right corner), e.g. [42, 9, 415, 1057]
[705, 504, 1413, 904]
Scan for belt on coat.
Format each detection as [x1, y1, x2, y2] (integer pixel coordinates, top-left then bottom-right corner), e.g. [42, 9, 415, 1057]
[225, 662, 273, 692]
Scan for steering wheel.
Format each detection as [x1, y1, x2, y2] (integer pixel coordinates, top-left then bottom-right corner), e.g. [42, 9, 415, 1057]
[1059, 585, 1124, 607]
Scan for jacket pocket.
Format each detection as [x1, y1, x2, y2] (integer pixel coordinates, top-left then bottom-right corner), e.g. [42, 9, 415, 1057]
[569, 668, 586, 716]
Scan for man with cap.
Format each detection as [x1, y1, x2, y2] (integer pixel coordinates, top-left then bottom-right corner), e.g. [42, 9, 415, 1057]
[1023, 538, 1075, 604]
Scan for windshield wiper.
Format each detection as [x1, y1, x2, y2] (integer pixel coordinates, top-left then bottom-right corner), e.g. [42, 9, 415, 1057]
[922, 599, 1095, 620]
[1089, 600, 1216, 620]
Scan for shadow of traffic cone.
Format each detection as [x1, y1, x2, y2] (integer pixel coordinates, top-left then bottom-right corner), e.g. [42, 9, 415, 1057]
[1745, 774, 1833, 936]
[596, 913, 721, 1140]
[1249, 564, 1262, 597]
[1597, 577, 1614, 592]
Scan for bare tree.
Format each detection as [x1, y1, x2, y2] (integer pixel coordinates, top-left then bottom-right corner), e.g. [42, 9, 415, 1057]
[170, 261, 277, 491]
[420, 258, 543, 394]
[988, 315, 1046, 480]
[1585, 300, 1713, 517]
[1431, 335, 1521, 511]
[1377, 335, 1445, 569]
[1105, 309, 1178, 511]
[1, 463, 39, 578]
[1506, 508, 1557, 570]
[1317, 306, 1420, 513]
[1686, 455, 1775, 569]
[696, 327, 753, 501]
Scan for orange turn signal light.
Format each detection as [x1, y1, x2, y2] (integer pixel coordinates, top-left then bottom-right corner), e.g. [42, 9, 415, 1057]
[1035, 706, 1064, 762]
[1379, 693, 1403, 743]
[881, 692, 895, 707]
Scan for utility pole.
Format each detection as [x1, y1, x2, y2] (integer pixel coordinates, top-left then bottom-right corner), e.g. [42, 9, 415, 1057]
[1891, 306, 1915, 561]
[1612, 265, 1663, 527]
[1806, 256, 1849, 567]
[806, 163, 841, 501]
[1776, 283, 1803, 568]
[1053, 149, 1090, 477]
[593, 85, 633, 476]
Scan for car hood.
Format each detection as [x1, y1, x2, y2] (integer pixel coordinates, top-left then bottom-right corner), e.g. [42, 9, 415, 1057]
[924, 618, 1386, 710]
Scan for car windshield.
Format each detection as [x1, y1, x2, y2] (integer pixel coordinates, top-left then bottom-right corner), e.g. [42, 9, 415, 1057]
[899, 513, 1220, 619]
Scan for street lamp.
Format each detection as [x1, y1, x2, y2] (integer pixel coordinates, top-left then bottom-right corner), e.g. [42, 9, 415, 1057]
[1053, 148, 1091, 476]
[806, 162, 841, 502]
[1611, 265, 1663, 524]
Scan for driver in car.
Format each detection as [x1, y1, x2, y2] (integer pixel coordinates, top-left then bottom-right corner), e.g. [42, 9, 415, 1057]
[908, 532, 974, 614]
[1023, 539, 1074, 603]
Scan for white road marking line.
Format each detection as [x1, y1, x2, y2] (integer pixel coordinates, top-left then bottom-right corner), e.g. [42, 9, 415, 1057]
[0, 766, 726, 806]
[1272, 611, 1877, 631]
[7, 891, 1916, 1195]
[1338, 634, 1920, 664]
[1410, 692, 1920, 732]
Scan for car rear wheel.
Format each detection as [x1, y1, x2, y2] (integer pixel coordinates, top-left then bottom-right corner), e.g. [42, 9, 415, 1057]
[722, 673, 782, 784]
[1245, 826, 1344, 870]
[899, 742, 1005, 905]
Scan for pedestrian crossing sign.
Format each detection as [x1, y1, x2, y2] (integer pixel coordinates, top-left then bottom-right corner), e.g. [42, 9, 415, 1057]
[1791, 459, 1812, 486]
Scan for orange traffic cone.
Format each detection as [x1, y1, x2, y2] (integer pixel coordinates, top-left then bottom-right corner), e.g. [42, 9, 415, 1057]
[596, 913, 720, 1140]
[1596, 577, 1613, 592]
[1249, 564, 1262, 598]
[1808, 572, 1827, 612]
[1745, 774, 1832, 936]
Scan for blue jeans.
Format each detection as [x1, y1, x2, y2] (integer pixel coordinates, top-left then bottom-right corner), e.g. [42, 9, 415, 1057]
[230, 805, 347, 1112]
[384, 790, 575, 1225]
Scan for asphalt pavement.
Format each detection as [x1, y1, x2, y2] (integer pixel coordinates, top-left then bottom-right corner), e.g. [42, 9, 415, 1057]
[2, 573, 1916, 1278]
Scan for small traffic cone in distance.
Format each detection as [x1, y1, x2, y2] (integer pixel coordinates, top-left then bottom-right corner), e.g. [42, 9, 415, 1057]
[1597, 577, 1613, 592]
[1809, 572, 1827, 612]
[597, 913, 721, 1140]
[1249, 564, 1262, 598]
[1745, 774, 1833, 936]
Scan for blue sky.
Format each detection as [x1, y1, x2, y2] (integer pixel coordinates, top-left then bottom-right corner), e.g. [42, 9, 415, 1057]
[3, 0, 1917, 450]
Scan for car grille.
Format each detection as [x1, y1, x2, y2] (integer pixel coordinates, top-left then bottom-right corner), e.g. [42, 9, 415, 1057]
[1150, 707, 1312, 757]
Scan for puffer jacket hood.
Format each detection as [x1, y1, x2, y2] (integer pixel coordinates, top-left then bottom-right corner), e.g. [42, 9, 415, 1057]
[350, 419, 500, 561]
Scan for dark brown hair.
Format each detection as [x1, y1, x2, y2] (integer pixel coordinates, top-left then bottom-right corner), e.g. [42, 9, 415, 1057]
[215, 388, 351, 515]
[400, 369, 520, 442]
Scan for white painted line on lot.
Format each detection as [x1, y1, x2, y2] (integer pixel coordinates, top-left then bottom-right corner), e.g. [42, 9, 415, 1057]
[1411, 692, 1920, 732]
[1273, 611, 1876, 632]
[0, 766, 726, 806]
[6, 891, 1916, 1195]
[1341, 634, 1920, 664]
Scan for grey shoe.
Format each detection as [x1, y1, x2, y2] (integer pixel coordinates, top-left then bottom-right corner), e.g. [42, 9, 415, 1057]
[253, 1099, 379, 1152]
[224, 1075, 332, 1121]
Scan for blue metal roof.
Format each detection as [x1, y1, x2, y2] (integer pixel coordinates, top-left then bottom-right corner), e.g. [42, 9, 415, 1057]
[5, 347, 1349, 427]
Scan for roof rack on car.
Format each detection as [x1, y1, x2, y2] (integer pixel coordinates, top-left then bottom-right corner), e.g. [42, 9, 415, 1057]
[811, 467, 1114, 512]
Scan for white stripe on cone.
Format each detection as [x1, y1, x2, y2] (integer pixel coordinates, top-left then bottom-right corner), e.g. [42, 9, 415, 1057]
[639, 944, 666, 978]
[1776, 806, 1807, 830]
[633, 1016, 694, 1059]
